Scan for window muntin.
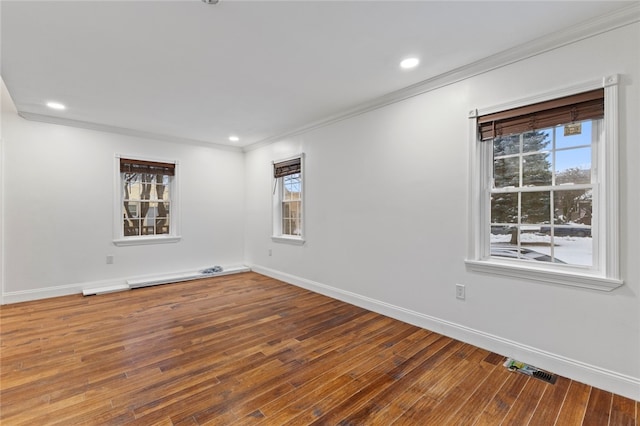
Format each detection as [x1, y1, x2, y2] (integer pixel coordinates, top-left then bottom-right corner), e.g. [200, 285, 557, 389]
[489, 120, 598, 267]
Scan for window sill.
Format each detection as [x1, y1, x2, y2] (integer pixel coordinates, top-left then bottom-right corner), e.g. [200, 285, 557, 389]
[464, 259, 623, 292]
[271, 235, 305, 246]
[113, 235, 181, 247]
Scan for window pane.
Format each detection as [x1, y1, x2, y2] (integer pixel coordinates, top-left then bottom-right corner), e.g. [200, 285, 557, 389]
[555, 148, 591, 184]
[282, 200, 301, 235]
[144, 203, 158, 224]
[124, 201, 139, 219]
[491, 193, 518, 224]
[554, 189, 592, 226]
[124, 219, 140, 236]
[556, 120, 592, 149]
[140, 176, 153, 200]
[141, 224, 154, 235]
[283, 173, 301, 202]
[521, 191, 550, 224]
[493, 157, 519, 188]
[523, 130, 551, 153]
[156, 185, 170, 201]
[522, 152, 552, 186]
[491, 225, 515, 237]
[555, 240, 592, 266]
[124, 172, 138, 182]
[149, 182, 158, 200]
[520, 228, 553, 250]
[155, 217, 169, 234]
[157, 202, 170, 218]
[125, 181, 142, 201]
[493, 134, 520, 156]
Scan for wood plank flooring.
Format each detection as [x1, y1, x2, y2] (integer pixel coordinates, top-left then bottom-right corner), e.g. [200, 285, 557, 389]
[1, 272, 637, 425]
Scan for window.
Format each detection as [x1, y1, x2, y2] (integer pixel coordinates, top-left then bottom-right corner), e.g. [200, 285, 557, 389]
[490, 119, 599, 267]
[113, 156, 180, 246]
[467, 77, 622, 290]
[272, 155, 305, 244]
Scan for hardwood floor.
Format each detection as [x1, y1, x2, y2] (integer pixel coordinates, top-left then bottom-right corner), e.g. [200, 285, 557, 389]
[1, 272, 637, 425]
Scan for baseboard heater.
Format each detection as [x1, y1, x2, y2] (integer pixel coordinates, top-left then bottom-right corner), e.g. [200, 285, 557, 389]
[82, 265, 250, 296]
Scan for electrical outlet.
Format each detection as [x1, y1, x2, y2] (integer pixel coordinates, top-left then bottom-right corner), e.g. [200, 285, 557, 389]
[456, 284, 465, 300]
[106, 255, 114, 264]
[268, 249, 272, 257]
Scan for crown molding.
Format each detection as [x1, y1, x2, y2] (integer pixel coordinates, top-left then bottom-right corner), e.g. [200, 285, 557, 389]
[243, 2, 640, 153]
[17, 112, 243, 153]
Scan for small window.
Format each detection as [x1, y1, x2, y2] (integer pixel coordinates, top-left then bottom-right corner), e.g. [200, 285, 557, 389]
[467, 78, 622, 290]
[272, 155, 305, 244]
[114, 157, 180, 246]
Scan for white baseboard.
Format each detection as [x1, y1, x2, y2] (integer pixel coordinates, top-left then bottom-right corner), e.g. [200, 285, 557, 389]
[2, 265, 251, 304]
[2, 281, 91, 304]
[250, 264, 640, 402]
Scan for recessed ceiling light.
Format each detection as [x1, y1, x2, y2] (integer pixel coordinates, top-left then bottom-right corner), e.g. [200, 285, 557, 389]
[400, 57, 420, 69]
[46, 101, 66, 110]
[229, 136, 239, 142]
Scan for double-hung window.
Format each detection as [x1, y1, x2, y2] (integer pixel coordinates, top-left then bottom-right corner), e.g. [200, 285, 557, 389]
[467, 77, 622, 290]
[272, 155, 304, 244]
[114, 157, 180, 246]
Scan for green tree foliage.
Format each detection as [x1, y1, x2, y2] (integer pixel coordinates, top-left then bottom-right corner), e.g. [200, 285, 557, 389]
[491, 130, 552, 225]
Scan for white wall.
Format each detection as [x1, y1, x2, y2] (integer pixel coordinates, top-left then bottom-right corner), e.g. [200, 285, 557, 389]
[1, 21, 637, 400]
[244, 23, 640, 399]
[1, 81, 245, 302]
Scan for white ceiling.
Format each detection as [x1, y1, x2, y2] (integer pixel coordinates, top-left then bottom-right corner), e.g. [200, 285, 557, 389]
[1, 1, 634, 149]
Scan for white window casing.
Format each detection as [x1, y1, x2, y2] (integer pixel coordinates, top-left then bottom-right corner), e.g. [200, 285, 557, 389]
[466, 75, 622, 291]
[113, 154, 181, 246]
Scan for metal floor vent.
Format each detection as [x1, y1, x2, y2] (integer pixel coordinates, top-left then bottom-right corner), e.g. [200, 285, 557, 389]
[530, 369, 557, 384]
[504, 358, 557, 384]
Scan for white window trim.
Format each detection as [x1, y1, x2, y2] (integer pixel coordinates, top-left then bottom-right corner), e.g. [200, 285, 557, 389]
[112, 154, 181, 247]
[271, 153, 305, 245]
[466, 75, 622, 291]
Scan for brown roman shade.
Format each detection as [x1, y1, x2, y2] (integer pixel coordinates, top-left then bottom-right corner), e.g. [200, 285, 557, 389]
[120, 158, 175, 176]
[273, 158, 301, 178]
[477, 88, 604, 141]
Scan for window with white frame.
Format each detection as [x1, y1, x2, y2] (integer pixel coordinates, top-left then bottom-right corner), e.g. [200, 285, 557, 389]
[114, 157, 180, 246]
[467, 77, 622, 290]
[272, 155, 304, 244]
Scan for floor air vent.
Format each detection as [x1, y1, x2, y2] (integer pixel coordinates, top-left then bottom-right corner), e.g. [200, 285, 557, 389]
[504, 358, 557, 384]
[531, 369, 557, 384]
